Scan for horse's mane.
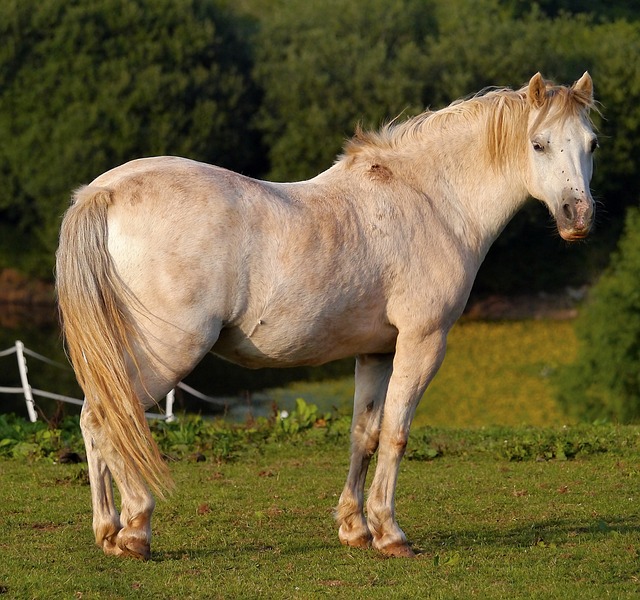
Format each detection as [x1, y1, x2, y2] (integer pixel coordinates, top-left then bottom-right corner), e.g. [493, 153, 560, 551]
[341, 79, 596, 168]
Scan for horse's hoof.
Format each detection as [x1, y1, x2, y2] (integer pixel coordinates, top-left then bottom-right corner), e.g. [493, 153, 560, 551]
[338, 523, 372, 549]
[116, 530, 151, 560]
[377, 541, 416, 558]
[339, 532, 372, 549]
[102, 536, 150, 560]
[120, 541, 151, 561]
[102, 538, 124, 557]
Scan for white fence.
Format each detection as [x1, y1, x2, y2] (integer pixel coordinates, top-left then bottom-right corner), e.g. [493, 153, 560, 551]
[0, 340, 228, 423]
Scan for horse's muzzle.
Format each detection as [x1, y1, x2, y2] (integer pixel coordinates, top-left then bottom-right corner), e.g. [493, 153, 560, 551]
[557, 195, 594, 241]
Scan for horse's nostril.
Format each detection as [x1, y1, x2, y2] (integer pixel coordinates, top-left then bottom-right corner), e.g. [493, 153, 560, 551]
[563, 203, 573, 220]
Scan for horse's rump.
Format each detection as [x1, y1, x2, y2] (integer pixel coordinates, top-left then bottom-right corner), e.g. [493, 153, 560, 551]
[56, 185, 172, 496]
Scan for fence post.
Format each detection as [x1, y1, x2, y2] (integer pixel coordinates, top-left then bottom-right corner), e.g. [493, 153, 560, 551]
[165, 389, 176, 423]
[15, 340, 37, 422]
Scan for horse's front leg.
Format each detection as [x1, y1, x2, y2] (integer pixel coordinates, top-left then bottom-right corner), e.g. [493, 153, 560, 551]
[366, 329, 447, 557]
[336, 353, 393, 549]
[80, 403, 122, 556]
[81, 402, 155, 560]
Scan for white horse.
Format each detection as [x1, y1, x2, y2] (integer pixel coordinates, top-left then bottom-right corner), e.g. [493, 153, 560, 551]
[56, 72, 597, 559]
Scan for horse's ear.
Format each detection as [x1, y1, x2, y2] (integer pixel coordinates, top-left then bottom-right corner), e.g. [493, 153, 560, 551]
[527, 72, 547, 108]
[571, 71, 594, 102]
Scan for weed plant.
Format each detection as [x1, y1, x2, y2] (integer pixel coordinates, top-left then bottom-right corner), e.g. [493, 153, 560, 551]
[2, 400, 639, 466]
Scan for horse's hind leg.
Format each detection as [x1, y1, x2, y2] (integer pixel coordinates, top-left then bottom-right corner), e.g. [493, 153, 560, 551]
[80, 403, 123, 556]
[336, 354, 393, 549]
[80, 401, 155, 560]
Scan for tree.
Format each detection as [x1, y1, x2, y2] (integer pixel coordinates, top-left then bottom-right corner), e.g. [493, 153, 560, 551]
[3, 0, 640, 295]
[587, 20, 640, 216]
[253, 0, 436, 181]
[0, 0, 261, 276]
[503, 0, 640, 20]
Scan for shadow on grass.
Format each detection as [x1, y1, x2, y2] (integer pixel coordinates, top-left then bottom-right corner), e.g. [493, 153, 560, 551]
[411, 514, 640, 555]
[148, 515, 640, 562]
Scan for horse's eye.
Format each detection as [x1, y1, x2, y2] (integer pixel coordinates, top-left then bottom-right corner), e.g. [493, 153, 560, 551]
[590, 138, 599, 153]
[532, 141, 544, 152]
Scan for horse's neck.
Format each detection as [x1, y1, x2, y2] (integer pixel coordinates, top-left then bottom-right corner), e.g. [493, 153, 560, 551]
[403, 129, 529, 261]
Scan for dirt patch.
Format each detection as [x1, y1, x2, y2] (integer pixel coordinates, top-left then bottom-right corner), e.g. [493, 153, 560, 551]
[0, 269, 56, 328]
[464, 288, 587, 321]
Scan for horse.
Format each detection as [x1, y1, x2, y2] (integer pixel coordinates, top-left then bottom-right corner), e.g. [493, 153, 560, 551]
[56, 72, 597, 560]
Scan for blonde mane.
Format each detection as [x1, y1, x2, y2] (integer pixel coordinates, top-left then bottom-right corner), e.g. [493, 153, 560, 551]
[342, 78, 596, 168]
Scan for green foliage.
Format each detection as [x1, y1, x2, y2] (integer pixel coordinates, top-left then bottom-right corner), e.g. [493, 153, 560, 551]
[0, 400, 342, 462]
[253, 0, 436, 181]
[557, 207, 640, 422]
[408, 423, 639, 461]
[587, 20, 640, 211]
[274, 397, 326, 436]
[151, 415, 253, 462]
[0, 0, 260, 275]
[3, 0, 640, 292]
[4, 406, 639, 467]
[0, 413, 84, 459]
[503, 0, 640, 20]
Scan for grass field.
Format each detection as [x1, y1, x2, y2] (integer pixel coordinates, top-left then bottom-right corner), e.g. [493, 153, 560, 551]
[4, 318, 639, 599]
[2, 423, 640, 599]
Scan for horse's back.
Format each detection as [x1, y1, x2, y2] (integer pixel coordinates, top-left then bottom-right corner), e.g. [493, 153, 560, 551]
[96, 157, 240, 298]
[86, 157, 396, 370]
[84, 155, 468, 373]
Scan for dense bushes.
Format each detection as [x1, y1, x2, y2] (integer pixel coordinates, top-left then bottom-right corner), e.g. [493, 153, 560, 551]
[557, 207, 640, 422]
[1, 0, 640, 292]
[253, 0, 436, 181]
[0, 0, 260, 275]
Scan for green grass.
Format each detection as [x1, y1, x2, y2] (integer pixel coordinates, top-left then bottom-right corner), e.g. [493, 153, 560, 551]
[2, 319, 636, 598]
[2, 423, 640, 599]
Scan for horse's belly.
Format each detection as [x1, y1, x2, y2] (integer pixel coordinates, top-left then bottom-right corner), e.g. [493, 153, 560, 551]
[213, 318, 397, 369]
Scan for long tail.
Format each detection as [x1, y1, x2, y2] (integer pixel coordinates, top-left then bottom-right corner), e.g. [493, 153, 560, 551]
[56, 186, 172, 497]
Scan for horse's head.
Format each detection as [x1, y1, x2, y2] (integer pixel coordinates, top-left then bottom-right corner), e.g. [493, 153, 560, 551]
[524, 72, 597, 241]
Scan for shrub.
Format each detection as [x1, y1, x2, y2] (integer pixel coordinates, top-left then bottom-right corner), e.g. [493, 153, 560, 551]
[557, 206, 640, 422]
[0, 0, 261, 276]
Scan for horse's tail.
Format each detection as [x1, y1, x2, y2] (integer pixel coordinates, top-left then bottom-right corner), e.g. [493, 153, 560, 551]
[56, 185, 172, 497]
